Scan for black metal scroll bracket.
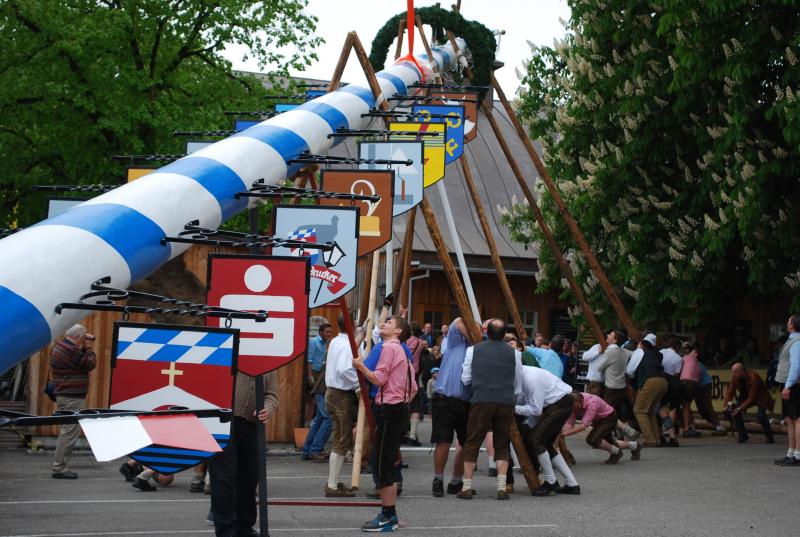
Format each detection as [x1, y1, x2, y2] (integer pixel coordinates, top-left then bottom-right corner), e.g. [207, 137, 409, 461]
[223, 111, 283, 118]
[110, 154, 185, 163]
[237, 181, 381, 203]
[172, 130, 237, 137]
[0, 407, 233, 428]
[54, 276, 267, 324]
[387, 95, 479, 103]
[408, 83, 489, 91]
[161, 220, 338, 253]
[326, 127, 442, 139]
[31, 184, 118, 194]
[287, 150, 414, 165]
[361, 111, 450, 120]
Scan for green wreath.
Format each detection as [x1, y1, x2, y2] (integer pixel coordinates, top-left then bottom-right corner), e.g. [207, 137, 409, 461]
[368, 6, 496, 90]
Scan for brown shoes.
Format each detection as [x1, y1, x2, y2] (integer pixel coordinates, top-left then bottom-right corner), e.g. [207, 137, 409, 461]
[456, 488, 477, 500]
[631, 444, 642, 461]
[496, 489, 509, 500]
[325, 483, 355, 497]
[605, 450, 623, 464]
[310, 452, 330, 462]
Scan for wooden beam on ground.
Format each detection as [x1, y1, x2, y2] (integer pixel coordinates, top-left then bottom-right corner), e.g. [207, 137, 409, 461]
[480, 97, 606, 345]
[459, 154, 528, 342]
[490, 74, 639, 340]
[419, 198, 481, 344]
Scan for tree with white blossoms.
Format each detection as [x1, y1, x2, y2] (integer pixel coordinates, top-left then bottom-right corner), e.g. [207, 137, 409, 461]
[502, 0, 800, 329]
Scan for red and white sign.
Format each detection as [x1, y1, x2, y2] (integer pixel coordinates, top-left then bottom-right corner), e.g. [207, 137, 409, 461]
[206, 255, 311, 376]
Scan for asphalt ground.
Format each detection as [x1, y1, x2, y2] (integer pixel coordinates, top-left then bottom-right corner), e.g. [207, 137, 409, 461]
[0, 421, 795, 537]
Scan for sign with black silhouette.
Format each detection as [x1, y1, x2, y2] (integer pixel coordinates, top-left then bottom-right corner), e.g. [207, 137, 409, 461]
[358, 141, 423, 216]
[206, 255, 310, 376]
[318, 170, 394, 257]
[108, 322, 238, 474]
[272, 205, 359, 308]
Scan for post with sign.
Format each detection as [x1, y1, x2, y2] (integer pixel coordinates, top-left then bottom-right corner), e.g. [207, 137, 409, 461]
[206, 254, 311, 537]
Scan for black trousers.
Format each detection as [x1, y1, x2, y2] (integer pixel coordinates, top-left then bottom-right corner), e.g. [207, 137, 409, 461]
[209, 417, 258, 537]
[733, 397, 774, 441]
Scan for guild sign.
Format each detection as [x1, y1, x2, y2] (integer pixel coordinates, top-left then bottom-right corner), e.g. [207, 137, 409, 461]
[272, 205, 359, 308]
[109, 322, 238, 474]
[206, 255, 310, 376]
[389, 121, 446, 188]
[412, 104, 465, 164]
[319, 170, 394, 257]
[432, 91, 479, 143]
[358, 141, 423, 216]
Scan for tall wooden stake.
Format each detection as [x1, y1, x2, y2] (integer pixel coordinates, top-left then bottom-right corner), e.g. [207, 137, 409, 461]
[459, 154, 528, 341]
[490, 74, 639, 339]
[480, 97, 606, 345]
[394, 19, 406, 60]
[350, 253, 380, 489]
[419, 198, 481, 343]
[394, 207, 417, 306]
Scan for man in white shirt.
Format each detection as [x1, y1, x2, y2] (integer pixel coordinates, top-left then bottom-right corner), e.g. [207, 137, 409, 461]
[658, 337, 684, 447]
[515, 366, 580, 496]
[324, 317, 360, 497]
[582, 343, 606, 396]
[597, 330, 628, 418]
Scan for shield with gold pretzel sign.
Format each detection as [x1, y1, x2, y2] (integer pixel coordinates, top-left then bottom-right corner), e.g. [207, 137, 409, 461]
[411, 104, 465, 165]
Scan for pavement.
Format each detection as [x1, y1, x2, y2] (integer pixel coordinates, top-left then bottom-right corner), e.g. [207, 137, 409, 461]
[0, 420, 795, 537]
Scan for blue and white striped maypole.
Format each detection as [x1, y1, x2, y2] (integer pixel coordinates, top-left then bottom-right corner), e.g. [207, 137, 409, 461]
[0, 39, 467, 373]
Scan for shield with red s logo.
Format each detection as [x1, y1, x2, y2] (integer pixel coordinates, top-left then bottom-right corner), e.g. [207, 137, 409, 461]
[206, 255, 310, 376]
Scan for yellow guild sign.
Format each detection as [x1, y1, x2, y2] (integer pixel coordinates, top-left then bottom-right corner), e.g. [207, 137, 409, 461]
[389, 122, 446, 188]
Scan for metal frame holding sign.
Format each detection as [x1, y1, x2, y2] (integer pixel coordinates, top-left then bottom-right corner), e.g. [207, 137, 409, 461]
[358, 140, 423, 216]
[271, 204, 360, 308]
[206, 254, 311, 376]
[319, 169, 395, 257]
[108, 321, 239, 474]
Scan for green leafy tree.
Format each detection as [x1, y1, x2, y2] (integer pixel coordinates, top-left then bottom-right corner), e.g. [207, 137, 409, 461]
[502, 0, 800, 330]
[0, 0, 321, 227]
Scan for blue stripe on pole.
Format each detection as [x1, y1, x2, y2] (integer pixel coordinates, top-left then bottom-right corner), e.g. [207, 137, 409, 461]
[0, 286, 51, 373]
[340, 85, 375, 107]
[234, 125, 309, 163]
[296, 102, 350, 132]
[158, 157, 248, 221]
[395, 61, 421, 79]
[34, 204, 169, 282]
[377, 72, 407, 96]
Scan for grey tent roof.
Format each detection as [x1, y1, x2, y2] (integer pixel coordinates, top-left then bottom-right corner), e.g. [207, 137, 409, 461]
[328, 100, 543, 261]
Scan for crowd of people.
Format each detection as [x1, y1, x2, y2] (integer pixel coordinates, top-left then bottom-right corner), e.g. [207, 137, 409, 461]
[46, 310, 800, 534]
[297, 309, 800, 532]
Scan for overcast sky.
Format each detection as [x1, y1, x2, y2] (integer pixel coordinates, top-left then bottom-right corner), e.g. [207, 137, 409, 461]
[223, 0, 571, 97]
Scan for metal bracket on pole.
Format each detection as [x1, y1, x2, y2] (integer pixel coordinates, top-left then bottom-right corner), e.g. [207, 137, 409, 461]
[111, 154, 185, 163]
[172, 130, 237, 137]
[31, 184, 119, 194]
[161, 220, 337, 253]
[236, 182, 381, 203]
[54, 276, 267, 324]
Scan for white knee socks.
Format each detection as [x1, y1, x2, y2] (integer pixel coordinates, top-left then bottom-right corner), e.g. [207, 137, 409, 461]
[327, 453, 345, 489]
[537, 452, 556, 484]
[551, 453, 578, 487]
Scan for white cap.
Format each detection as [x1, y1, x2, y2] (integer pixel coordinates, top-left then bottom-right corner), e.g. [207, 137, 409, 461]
[644, 333, 657, 346]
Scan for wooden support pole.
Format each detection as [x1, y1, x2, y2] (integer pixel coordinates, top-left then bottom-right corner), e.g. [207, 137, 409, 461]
[394, 19, 406, 60]
[490, 74, 639, 340]
[415, 16, 440, 83]
[418, 198, 481, 344]
[459, 154, 528, 342]
[350, 252, 380, 489]
[480, 98, 606, 345]
[511, 422, 540, 491]
[358, 255, 374, 325]
[328, 33, 355, 93]
[394, 207, 417, 304]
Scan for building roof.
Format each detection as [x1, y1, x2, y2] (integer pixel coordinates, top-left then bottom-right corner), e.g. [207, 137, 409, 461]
[329, 99, 542, 263]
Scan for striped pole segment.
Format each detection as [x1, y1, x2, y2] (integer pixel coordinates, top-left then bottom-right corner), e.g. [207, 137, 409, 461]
[0, 40, 466, 373]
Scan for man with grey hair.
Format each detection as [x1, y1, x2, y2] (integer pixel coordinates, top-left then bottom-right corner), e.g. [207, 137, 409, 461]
[50, 324, 97, 479]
